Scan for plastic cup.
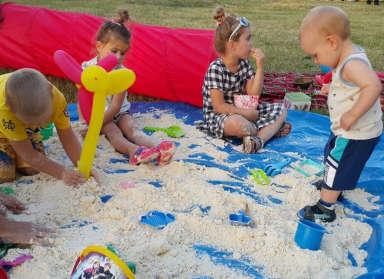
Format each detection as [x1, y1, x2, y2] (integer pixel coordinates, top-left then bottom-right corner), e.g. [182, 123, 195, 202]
[234, 95, 259, 109]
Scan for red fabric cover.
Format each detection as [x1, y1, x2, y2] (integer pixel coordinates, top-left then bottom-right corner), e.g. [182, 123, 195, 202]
[0, 3, 217, 107]
[0, 3, 102, 75]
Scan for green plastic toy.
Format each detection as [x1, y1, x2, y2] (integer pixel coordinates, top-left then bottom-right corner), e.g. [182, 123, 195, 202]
[143, 125, 185, 138]
[106, 244, 136, 274]
[250, 169, 270, 186]
[40, 123, 54, 140]
[0, 186, 14, 195]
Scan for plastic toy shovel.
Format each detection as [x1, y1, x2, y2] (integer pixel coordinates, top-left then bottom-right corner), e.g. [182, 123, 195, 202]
[264, 158, 292, 177]
[143, 125, 185, 138]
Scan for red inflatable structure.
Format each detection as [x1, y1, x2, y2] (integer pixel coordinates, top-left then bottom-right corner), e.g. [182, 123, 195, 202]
[0, 2, 217, 107]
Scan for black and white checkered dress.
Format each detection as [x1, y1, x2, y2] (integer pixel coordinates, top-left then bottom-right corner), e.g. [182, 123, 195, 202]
[196, 58, 284, 138]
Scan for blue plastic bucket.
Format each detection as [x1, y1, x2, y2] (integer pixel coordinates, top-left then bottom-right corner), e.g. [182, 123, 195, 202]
[294, 219, 326, 250]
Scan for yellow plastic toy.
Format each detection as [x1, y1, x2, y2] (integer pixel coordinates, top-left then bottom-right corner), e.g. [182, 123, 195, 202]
[77, 65, 136, 178]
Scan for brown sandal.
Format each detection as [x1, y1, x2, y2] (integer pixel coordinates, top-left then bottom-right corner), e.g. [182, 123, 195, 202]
[274, 122, 292, 138]
[243, 136, 264, 153]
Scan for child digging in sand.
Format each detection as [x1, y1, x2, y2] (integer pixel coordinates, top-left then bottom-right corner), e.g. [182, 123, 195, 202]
[0, 68, 97, 186]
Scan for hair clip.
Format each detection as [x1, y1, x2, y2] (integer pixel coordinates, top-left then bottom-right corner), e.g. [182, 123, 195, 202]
[228, 17, 250, 41]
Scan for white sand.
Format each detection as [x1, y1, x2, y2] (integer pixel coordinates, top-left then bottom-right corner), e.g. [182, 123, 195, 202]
[4, 109, 376, 279]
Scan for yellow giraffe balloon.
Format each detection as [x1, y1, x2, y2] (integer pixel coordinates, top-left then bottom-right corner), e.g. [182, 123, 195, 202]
[77, 65, 136, 178]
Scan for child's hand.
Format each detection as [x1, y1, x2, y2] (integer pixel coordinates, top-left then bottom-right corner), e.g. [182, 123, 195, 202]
[339, 111, 358, 131]
[61, 168, 87, 187]
[243, 109, 259, 122]
[0, 193, 25, 214]
[0, 217, 52, 246]
[320, 84, 330, 96]
[250, 48, 265, 68]
[90, 169, 102, 185]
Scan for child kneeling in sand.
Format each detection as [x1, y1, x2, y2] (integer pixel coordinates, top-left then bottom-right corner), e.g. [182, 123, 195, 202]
[0, 68, 97, 186]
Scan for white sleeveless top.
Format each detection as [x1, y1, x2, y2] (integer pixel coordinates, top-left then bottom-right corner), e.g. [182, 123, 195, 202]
[328, 47, 382, 140]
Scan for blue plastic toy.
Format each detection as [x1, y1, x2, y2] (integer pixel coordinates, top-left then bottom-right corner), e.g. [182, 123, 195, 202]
[100, 194, 113, 203]
[294, 159, 324, 177]
[229, 210, 254, 227]
[67, 103, 79, 121]
[294, 219, 327, 250]
[140, 210, 175, 229]
[270, 183, 291, 193]
[319, 64, 332, 74]
[263, 158, 292, 177]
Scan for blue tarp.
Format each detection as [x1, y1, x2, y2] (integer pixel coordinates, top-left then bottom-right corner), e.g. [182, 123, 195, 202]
[72, 101, 384, 278]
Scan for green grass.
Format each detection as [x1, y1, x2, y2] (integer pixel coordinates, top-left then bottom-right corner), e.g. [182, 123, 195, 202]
[3, 0, 384, 104]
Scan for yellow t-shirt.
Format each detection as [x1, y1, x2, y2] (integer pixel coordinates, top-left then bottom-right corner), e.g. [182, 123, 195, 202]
[0, 73, 70, 141]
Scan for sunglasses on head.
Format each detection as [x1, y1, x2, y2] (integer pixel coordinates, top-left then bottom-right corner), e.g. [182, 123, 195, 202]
[228, 17, 250, 41]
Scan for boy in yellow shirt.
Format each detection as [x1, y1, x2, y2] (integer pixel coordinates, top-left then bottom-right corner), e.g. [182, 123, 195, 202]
[0, 68, 95, 186]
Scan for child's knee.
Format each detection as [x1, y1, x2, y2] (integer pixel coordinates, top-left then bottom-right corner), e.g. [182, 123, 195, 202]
[0, 161, 16, 183]
[224, 122, 254, 137]
[0, 143, 16, 183]
[224, 115, 255, 137]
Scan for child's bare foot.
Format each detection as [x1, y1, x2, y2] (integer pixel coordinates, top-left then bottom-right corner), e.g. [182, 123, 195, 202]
[130, 146, 160, 165]
[274, 122, 292, 138]
[243, 136, 264, 153]
[157, 141, 176, 166]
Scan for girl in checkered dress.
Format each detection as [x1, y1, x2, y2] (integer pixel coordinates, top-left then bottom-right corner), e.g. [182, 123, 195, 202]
[197, 12, 291, 153]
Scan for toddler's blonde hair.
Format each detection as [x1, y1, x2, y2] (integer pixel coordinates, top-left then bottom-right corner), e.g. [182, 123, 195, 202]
[301, 6, 350, 40]
[5, 68, 52, 118]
